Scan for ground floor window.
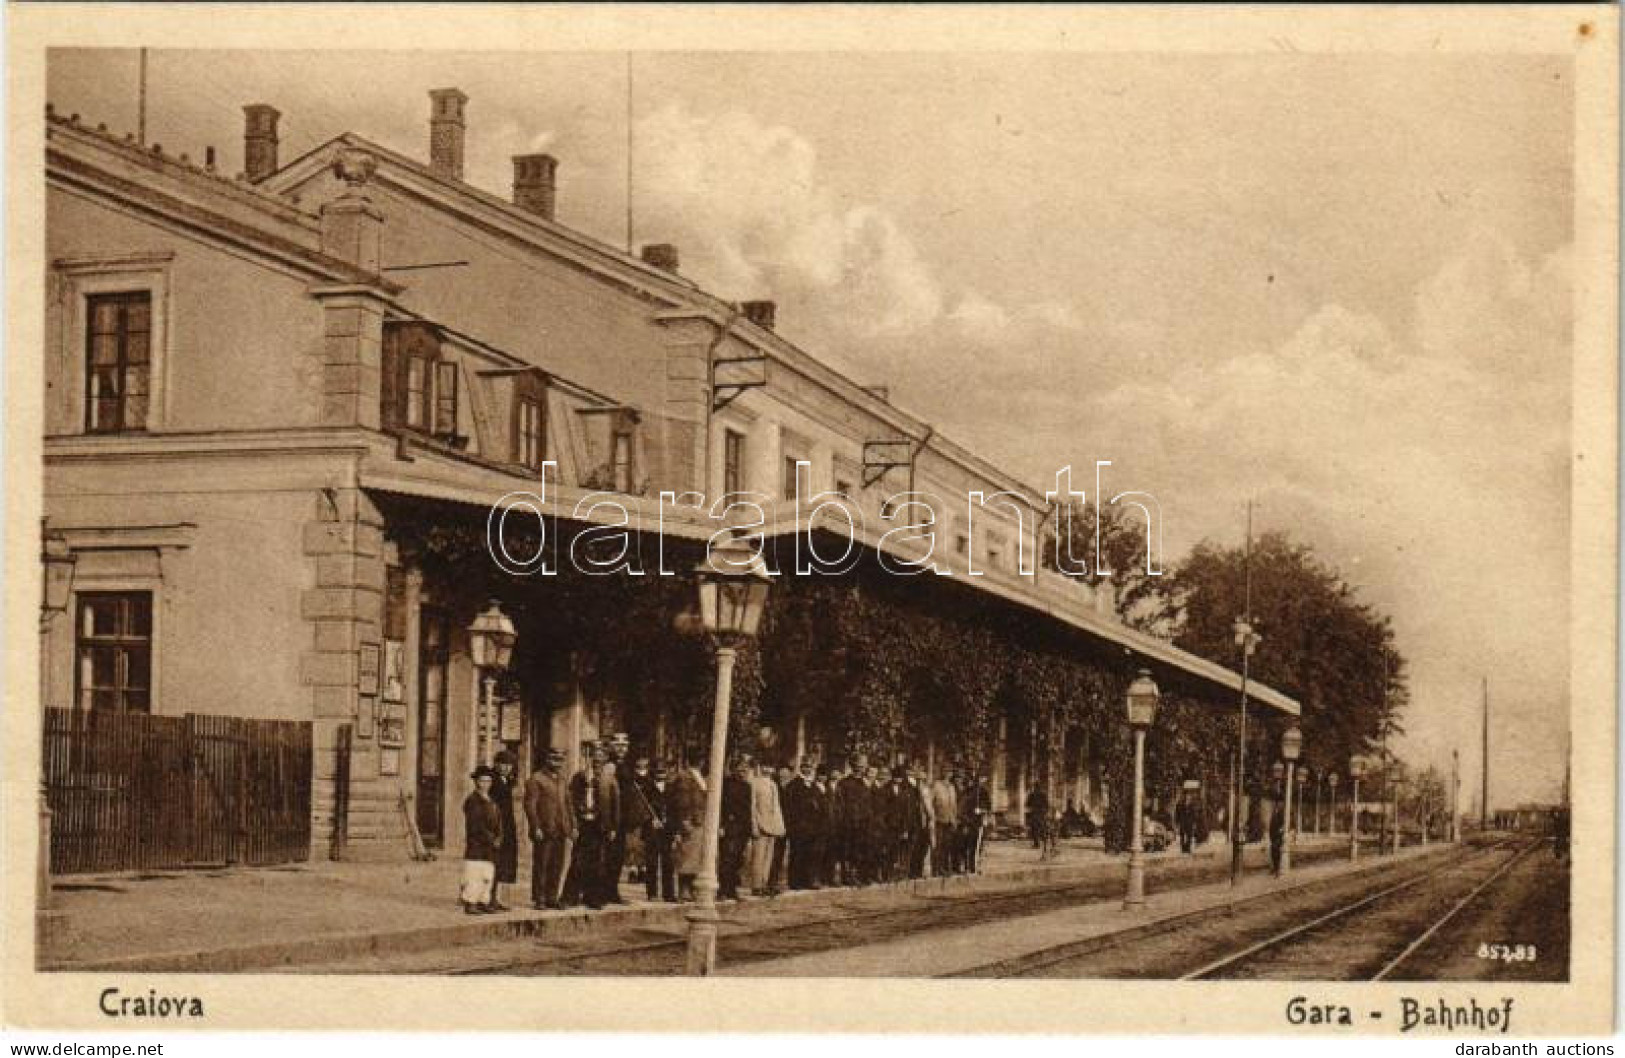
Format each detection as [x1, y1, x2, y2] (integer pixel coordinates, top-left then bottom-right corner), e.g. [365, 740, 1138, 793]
[75, 591, 152, 713]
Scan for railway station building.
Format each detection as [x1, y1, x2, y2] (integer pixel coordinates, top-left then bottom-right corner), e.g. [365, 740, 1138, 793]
[40, 90, 1299, 867]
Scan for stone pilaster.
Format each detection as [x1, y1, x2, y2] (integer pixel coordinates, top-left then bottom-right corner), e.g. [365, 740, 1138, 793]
[302, 487, 403, 858]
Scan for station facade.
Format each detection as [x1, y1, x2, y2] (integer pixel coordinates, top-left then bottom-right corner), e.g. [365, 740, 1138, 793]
[41, 91, 1297, 862]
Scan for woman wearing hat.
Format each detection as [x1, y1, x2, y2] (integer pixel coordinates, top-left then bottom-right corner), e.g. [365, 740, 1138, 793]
[489, 750, 521, 912]
[461, 765, 504, 914]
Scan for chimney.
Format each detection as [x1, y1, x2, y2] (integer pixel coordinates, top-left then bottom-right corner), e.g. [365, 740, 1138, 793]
[511, 153, 557, 220]
[741, 300, 776, 331]
[640, 243, 679, 272]
[428, 88, 468, 180]
[243, 104, 280, 182]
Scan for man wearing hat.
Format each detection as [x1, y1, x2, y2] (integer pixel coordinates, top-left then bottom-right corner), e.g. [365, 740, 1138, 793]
[629, 758, 675, 901]
[489, 750, 521, 911]
[523, 748, 573, 910]
[718, 755, 754, 900]
[460, 765, 503, 914]
[566, 741, 620, 909]
[781, 757, 827, 890]
[605, 733, 635, 905]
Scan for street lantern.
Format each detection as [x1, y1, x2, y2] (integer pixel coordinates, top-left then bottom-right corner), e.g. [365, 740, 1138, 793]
[1123, 668, 1161, 909]
[695, 538, 773, 641]
[1279, 724, 1303, 873]
[467, 600, 516, 767]
[468, 599, 517, 669]
[686, 535, 773, 975]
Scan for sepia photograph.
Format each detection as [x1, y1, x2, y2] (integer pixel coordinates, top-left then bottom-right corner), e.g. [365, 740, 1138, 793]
[2, 2, 1617, 1039]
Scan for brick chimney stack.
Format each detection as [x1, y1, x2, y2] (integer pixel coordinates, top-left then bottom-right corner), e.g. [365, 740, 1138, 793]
[243, 104, 281, 182]
[428, 88, 468, 180]
[640, 243, 679, 272]
[741, 300, 776, 331]
[511, 154, 557, 220]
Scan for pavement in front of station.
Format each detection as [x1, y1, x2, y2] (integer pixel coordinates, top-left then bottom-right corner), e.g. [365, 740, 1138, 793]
[36, 832, 1392, 972]
[720, 841, 1448, 977]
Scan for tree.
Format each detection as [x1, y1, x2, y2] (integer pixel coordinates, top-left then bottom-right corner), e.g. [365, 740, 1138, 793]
[1042, 500, 1166, 629]
[1140, 530, 1408, 794]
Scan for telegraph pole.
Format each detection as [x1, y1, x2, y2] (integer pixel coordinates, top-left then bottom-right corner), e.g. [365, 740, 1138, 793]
[137, 48, 148, 146]
[1480, 676, 1490, 829]
[1451, 747, 1460, 843]
[1229, 500, 1256, 887]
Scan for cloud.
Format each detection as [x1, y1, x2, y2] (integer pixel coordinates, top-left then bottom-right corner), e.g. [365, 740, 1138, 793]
[633, 102, 943, 335]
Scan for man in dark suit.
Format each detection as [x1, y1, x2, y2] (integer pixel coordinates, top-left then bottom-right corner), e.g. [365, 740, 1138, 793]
[523, 748, 573, 910]
[629, 758, 674, 901]
[781, 758, 827, 889]
[604, 733, 634, 904]
[817, 764, 842, 885]
[879, 765, 918, 882]
[566, 742, 620, 909]
[837, 756, 872, 885]
[719, 755, 754, 901]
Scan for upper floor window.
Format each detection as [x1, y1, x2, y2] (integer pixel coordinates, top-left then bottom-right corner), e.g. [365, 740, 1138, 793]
[781, 455, 803, 501]
[84, 291, 151, 433]
[509, 369, 548, 472]
[723, 428, 746, 498]
[76, 591, 152, 713]
[612, 426, 635, 493]
[383, 321, 460, 443]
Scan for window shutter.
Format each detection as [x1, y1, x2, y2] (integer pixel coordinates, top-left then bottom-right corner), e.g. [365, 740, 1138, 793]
[434, 360, 459, 438]
[381, 324, 402, 428]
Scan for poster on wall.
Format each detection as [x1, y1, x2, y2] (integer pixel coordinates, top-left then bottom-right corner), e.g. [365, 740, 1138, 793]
[357, 643, 381, 697]
[382, 640, 405, 702]
[499, 700, 523, 743]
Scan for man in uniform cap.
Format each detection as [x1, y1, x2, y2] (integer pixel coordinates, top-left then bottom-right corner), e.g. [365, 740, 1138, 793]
[524, 748, 573, 909]
[718, 755, 754, 900]
[604, 733, 634, 904]
[565, 741, 619, 909]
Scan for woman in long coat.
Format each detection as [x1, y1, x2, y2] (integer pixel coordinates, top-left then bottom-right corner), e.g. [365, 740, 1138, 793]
[671, 764, 707, 899]
[489, 750, 521, 911]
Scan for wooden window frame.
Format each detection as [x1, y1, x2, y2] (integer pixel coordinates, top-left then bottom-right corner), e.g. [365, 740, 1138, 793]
[83, 291, 152, 434]
[74, 590, 154, 713]
[722, 428, 746, 499]
[383, 321, 461, 444]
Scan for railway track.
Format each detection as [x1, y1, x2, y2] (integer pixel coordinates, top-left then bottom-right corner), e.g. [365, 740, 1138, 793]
[454, 843, 1356, 976]
[967, 839, 1539, 981]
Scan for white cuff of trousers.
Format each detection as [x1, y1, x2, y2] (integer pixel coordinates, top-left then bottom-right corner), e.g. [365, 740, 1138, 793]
[460, 859, 496, 904]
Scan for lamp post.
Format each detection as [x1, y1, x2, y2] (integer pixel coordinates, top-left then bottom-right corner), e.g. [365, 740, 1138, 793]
[685, 536, 772, 975]
[1294, 764, 1308, 839]
[38, 526, 76, 916]
[1280, 725, 1302, 873]
[1327, 772, 1340, 835]
[1123, 669, 1161, 909]
[1348, 757, 1365, 861]
[467, 600, 516, 767]
[1229, 618, 1262, 886]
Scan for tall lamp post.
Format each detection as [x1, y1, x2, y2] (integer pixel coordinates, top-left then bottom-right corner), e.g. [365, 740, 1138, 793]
[1123, 669, 1161, 909]
[467, 600, 517, 768]
[1229, 618, 1262, 886]
[685, 537, 772, 975]
[1280, 725, 1303, 873]
[1326, 772, 1340, 835]
[1295, 764, 1308, 838]
[1348, 757, 1366, 861]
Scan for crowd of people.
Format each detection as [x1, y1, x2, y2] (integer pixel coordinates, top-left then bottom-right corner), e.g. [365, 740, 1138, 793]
[456, 734, 1000, 915]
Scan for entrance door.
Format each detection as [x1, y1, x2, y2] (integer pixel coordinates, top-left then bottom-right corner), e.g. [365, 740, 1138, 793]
[416, 609, 450, 847]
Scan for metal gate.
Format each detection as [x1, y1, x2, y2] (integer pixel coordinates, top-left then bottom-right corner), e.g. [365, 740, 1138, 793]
[42, 708, 312, 874]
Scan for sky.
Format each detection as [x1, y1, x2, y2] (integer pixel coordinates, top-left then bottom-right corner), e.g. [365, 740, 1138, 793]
[46, 48, 1575, 807]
